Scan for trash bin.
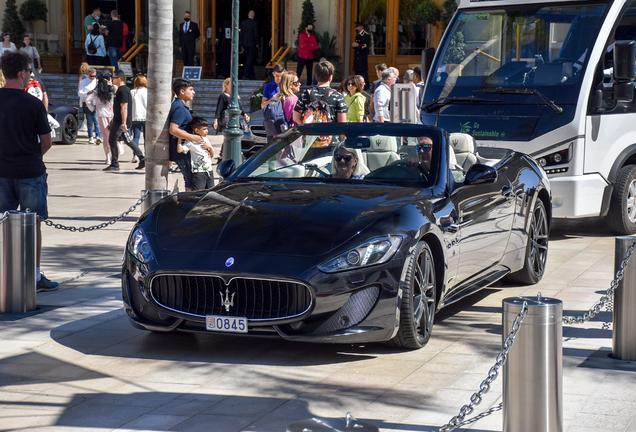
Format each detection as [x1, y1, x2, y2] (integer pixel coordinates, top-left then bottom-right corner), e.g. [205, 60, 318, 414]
[0, 211, 37, 313]
[140, 189, 171, 214]
[613, 236, 636, 361]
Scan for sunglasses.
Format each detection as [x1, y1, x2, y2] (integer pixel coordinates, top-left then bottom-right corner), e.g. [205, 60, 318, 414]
[347, 82, 355, 86]
[89, 75, 96, 78]
[416, 144, 433, 152]
[334, 154, 353, 163]
[292, 81, 301, 86]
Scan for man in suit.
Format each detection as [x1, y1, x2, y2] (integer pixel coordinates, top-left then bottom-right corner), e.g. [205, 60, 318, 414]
[179, 11, 200, 66]
[240, 10, 259, 80]
[352, 21, 371, 90]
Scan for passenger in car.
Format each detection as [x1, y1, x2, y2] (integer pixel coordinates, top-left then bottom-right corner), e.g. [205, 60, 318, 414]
[331, 144, 369, 179]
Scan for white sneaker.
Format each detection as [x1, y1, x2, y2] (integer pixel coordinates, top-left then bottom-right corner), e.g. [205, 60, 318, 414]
[96, 137, 103, 145]
[88, 137, 95, 145]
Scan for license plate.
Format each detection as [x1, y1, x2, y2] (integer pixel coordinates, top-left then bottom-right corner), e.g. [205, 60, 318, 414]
[206, 315, 248, 333]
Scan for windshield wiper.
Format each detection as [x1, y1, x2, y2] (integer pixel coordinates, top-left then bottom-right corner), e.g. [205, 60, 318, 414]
[474, 87, 563, 114]
[422, 95, 500, 113]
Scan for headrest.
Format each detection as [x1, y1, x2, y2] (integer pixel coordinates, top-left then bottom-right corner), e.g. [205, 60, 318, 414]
[449, 133, 475, 154]
[367, 135, 398, 153]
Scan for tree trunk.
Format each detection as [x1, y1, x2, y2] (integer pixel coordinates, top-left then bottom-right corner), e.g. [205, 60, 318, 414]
[145, 0, 173, 191]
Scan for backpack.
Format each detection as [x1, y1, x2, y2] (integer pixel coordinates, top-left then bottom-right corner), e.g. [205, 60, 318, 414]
[87, 36, 97, 55]
[302, 87, 336, 147]
[26, 79, 43, 101]
[262, 98, 289, 138]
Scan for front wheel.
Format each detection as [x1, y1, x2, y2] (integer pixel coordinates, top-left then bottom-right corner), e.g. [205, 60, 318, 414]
[59, 113, 78, 144]
[506, 198, 549, 285]
[608, 165, 636, 235]
[389, 241, 437, 350]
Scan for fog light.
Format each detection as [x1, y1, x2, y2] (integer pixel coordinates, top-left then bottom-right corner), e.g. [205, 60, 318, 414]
[538, 158, 547, 167]
[553, 153, 562, 163]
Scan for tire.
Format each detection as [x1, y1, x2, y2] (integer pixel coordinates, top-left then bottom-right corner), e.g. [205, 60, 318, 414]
[608, 165, 636, 235]
[59, 113, 78, 144]
[389, 241, 437, 350]
[506, 199, 549, 285]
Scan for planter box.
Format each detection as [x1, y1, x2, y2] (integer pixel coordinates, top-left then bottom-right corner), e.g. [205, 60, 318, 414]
[40, 54, 64, 74]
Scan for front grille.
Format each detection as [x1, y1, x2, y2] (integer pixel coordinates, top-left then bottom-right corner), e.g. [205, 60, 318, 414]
[150, 274, 312, 321]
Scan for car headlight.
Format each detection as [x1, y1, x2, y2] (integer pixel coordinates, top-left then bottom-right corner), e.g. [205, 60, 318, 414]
[318, 235, 402, 273]
[127, 226, 155, 264]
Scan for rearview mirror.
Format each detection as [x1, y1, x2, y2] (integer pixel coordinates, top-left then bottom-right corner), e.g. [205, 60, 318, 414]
[465, 164, 497, 185]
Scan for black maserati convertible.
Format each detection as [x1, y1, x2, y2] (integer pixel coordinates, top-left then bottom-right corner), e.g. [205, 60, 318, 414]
[122, 124, 551, 349]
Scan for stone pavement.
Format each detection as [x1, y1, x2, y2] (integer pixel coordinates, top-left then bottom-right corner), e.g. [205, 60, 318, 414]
[1, 135, 635, 432]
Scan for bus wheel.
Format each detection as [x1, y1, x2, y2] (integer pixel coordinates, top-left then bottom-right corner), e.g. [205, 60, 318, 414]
[609, 164, 636, 235]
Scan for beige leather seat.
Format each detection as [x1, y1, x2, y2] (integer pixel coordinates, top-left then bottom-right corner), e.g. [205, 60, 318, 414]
[448, 133, 478, 171]
[363, 135, 400, 171]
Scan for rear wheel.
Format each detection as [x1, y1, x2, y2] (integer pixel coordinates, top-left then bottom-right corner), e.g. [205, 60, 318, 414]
[608, 165, 636, 235]
[60, 113, 78, 144]
[389, 241, 437, 350]
[506, 199, 549, 285]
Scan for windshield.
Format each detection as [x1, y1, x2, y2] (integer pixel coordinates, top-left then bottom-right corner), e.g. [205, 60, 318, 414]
[428, 3, 608, 104]
[231, 125, 443, 188]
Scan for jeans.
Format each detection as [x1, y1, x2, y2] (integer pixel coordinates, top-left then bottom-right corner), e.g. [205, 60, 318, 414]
[84, 108, 101, 139]
[0, 174, 49, 219]
[108, 122, 144, 167]
[131, 121, 145, 148]
[109, 46, 122, 70]
[175, 158, 193, 189]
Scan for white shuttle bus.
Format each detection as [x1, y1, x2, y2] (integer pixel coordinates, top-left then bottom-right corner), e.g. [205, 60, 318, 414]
[421, 0, 636, 233]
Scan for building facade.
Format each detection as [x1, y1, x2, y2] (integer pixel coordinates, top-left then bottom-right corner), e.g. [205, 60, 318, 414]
[0, 0, 443, 77]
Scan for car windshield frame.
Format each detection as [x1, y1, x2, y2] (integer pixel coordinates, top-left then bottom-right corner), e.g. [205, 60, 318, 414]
[228, 124, 445, 189]
[426, 1, 610, 105]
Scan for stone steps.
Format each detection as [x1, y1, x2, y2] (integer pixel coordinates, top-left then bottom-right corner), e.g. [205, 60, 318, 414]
[41, 74, 265, 120]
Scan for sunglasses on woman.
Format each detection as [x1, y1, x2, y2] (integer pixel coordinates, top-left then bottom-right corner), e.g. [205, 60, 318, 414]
[415, 144, 433, 152]
[334, 154, 353, 162]
[292, 81, 301, 86]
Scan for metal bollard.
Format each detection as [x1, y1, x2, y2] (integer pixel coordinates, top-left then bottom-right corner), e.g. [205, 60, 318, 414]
[140, 189, 171, 214]
[613, 236, 636, 361]
[0, 211, 37, 313]
[502, 294, 563, 432]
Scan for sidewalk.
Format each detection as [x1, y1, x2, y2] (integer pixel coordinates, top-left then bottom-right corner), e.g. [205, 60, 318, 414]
[0, 136, 634, 432]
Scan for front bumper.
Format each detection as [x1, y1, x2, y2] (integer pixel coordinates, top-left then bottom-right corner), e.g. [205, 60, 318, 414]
[549, 173, 608, 218]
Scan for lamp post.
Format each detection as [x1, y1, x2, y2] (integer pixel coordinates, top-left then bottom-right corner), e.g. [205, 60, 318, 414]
[223, 0, 243, 164]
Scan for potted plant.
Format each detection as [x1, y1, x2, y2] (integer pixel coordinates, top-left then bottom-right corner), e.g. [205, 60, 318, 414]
[19, 0, 47, 47]
[39, 41, 64, 73]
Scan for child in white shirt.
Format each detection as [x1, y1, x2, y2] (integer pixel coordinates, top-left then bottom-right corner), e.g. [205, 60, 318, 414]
[177, 116, 215, 190]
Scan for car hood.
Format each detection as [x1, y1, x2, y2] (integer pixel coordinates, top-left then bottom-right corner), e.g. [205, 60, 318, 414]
[154, 181, 424, 256]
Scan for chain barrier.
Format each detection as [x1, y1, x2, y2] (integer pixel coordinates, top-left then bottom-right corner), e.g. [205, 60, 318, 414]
[439, 301, 529, 432]
[562, 237, 635, 325]
[37, 191, 150, 233]
[0, 210, 8, 225]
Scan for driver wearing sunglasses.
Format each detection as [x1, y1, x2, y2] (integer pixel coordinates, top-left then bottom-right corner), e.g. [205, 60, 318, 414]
[404, 136, 434, 172]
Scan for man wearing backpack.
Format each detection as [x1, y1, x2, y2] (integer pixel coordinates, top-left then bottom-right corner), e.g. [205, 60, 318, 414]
[293, 61, 347, 126]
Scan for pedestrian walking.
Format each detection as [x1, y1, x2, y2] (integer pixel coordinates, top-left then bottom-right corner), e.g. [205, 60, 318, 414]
[103, 70, 145, 171]
[293, 60, 347, 125]
[77, 63, 89, 132]
[85, 23, 107, 66]
[169, 78, 214, 191]
[104, 10, 124, 70]
[78, 67, 102, 145]
[130, 74, 147, 165]
[240, 10, 259, 80]
[352, 22, 371, 89]
[213, 77, 250, 161]
[86, 70, 123, 164]
[20, 36, 41, 74]
[179, 11, 200, 66]
[0, 51, 58, 292]
[1, 32, 17, 55]
[297, 24, 317, 86]
[345, 75, 367, 122]
[373, 68, 396, 123]
[261, 63, 284, 108]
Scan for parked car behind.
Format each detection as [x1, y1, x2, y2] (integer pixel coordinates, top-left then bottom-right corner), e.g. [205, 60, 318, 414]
[48, 101, 79, 144]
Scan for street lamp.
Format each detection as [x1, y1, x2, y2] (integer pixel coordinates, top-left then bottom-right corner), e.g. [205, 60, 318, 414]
[223, 0, 243, 164]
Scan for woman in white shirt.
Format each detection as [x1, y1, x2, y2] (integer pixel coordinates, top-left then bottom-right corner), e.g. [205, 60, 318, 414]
[130, 74, 148, 163]
[20, 36, 40, 72]
[1, 33, 17, 55]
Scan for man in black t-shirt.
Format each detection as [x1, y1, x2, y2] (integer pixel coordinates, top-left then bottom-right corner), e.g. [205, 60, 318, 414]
[104, 70, 145, 171]
[293, 60, 347, 125]
[104, 10, 124, 70]
[0, 51, 58, 291]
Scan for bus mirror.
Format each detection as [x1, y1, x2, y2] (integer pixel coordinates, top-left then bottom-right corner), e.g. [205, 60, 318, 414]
[614, 82, 634, 102]
[421, 48, 435, 83]
[613, 40, 635, 82]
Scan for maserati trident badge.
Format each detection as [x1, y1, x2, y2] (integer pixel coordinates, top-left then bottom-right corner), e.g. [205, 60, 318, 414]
[220, 287, 235, 312]
[225, 257, 234, 267]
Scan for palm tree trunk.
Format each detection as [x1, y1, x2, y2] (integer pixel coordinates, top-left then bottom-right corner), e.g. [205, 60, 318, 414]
[145, 0, 173, 191]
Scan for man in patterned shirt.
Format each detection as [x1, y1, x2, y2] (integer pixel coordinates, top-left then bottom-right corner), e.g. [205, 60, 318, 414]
[293, 60, 347, 125]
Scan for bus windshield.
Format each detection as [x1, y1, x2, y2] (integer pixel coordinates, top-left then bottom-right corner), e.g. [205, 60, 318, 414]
[427, 3, 609, 105]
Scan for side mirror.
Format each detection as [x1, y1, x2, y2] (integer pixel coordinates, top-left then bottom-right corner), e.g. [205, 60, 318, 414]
[614, 40, 635, 81]
[217, 159, 236, 179]
[465, 164, 497, 185]
[421, 47, 435, 84]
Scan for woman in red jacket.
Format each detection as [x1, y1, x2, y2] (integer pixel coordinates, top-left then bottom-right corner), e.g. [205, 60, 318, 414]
[297, 24, 317, 86]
